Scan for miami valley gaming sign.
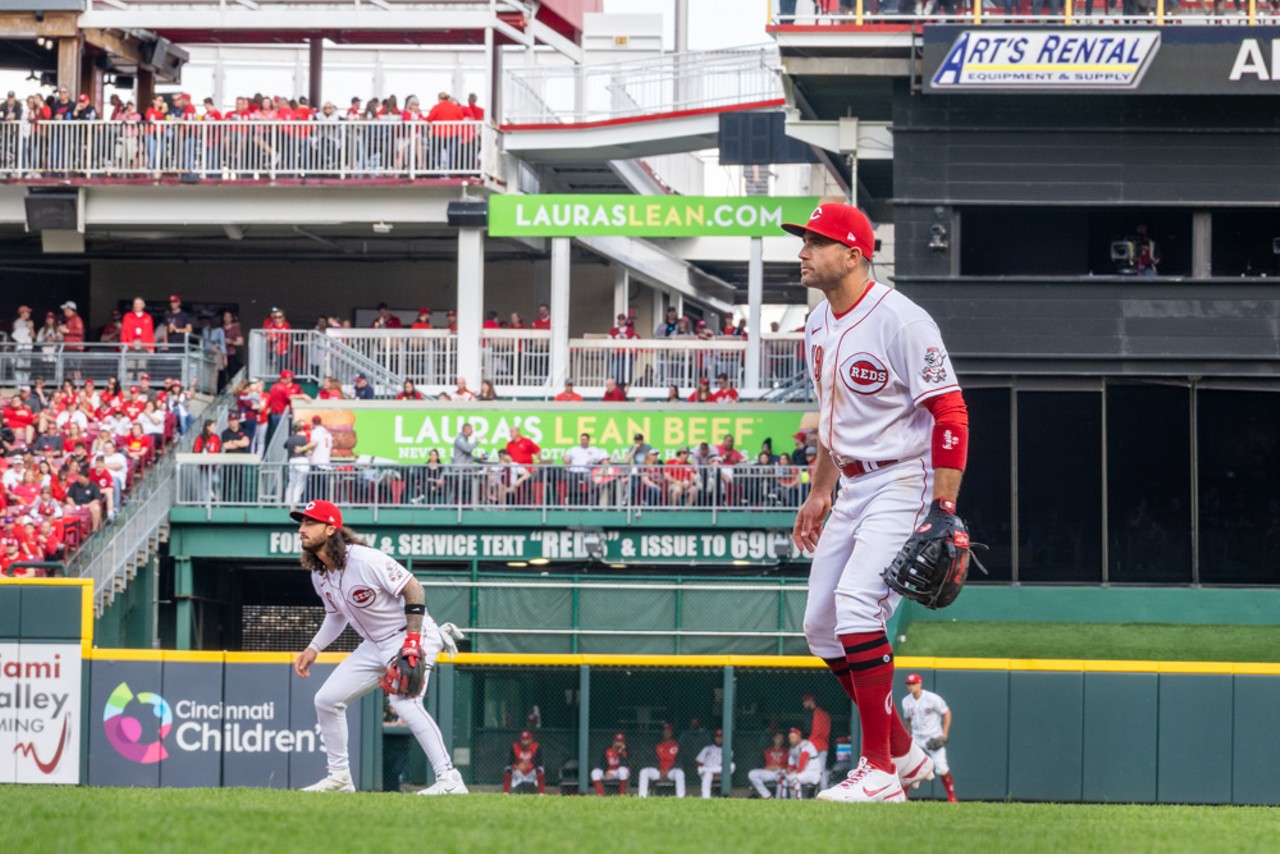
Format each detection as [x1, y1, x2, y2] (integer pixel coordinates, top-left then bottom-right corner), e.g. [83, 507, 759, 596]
[924, 26, 1280, 95]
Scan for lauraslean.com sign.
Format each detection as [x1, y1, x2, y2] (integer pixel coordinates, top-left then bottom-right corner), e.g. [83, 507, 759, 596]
[931, 30, 1161, 89]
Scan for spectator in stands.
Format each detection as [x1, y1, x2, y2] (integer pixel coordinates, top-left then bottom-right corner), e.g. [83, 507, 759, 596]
[717, 434, 744, 469]
[11, 306, 34, 382]
[396, 380, 424, 401]
[65, 467, 104, 532]
[137, 400, 165, 438]
[5, 394, 35, 447]
[489, 448, 531, 505]
[450, 377, 476, 401]
[99, 308, 122, 343]
[478, 380, 498, 401]
[211, 412, 248, 456]
[411, 307, 432, 329]
[664, 447, 698, 507]
[121, 297, 156, 353]
[353, 373, 374, 400]
[36, 311, 61, 352]
[1, 91, 21, 122]
[69, 93, 98, 122]
[602, 377, 627, 402]
[263, 307, 292, 373]
[655, 306, 679, 338]
[1135, 224, 1160, 277]
[563, 433, 609, 506]
[638, 450, 666, 506]
[426, 91, 465, 172]
[462, 93, 484, 122]
[689, 378, 713, 403]
[201, 314, 226, 373]
[267, 369, 304, 443]
[452, 422, 483, 465]
[420, 448, 448, 504]
[445, 309, 458, 331]
[553, 379, 582, 402]
[608, 313, 639, 383]
[775, 453, 802, 507]
[161, 294, 193, 346]
[99, 440, 128, 505]
[505, 427, 541, 468]
[373, 302, 403, 329]
[532, 303, 551, 330]
[284, 421, 312, 506]
[317, 377, 344, 400]
[221, 310, 245, 379]
[711, 373, 740, 404]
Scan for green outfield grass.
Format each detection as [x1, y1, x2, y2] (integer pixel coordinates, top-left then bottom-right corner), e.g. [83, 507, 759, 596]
[5, 787, 1277, 853]
[895, 621, 1280, 662]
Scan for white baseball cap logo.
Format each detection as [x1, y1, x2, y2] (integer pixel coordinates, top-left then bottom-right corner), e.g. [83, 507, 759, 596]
[847, 232, 858, 244]
[811, 207, 822, 220]
[305, 501, 316, 510]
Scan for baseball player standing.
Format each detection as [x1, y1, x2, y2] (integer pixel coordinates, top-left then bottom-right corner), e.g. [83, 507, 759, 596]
[785, 203, 967, 803]
[902, 673, 957, 802]
[291, 500, 468, 795]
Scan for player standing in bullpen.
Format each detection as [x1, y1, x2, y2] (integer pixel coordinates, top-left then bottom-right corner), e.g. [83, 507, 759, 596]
[902, 673, 958, 802]
[786, 203, 968, 803]
[291, 500, 468, 795]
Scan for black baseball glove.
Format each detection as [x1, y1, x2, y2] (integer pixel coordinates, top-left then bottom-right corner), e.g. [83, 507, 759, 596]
[882, 500, 978, 610]
[926, 736, 948, 751]
[380, 633, 426, 697]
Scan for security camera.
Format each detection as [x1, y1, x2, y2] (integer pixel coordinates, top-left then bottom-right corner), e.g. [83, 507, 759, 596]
[928, 223, 949, 252]
[372, 222, 393, 234]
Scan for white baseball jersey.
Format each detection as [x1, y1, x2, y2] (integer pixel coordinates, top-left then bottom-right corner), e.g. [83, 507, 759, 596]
[902, 690, 949, 741]
[309, 425, 333, 466]
[310, 544, 417, 644]
[695, 743, 725, 770]
[788, 739, 818, 772]
[804, 282, 960, 469]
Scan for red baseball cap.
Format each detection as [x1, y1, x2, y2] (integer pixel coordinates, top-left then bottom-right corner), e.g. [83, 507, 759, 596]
[613, 732, 626, 742]
[418, 307, 430, 314]
[280, 369, 294, 380]
[789, 727, 803, 737]
[169, 294, 181, 302]
[520, 730, 532, 740]
[714, 728, 723, 737]
[905, 673, 922, 684]
[290, 499, 343, 528]
[782, 202, 875, 260]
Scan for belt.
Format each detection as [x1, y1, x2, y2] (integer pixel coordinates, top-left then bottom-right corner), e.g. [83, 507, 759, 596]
[838, 458, 899, 478]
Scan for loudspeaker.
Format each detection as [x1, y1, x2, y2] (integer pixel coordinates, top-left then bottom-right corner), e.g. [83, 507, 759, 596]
[114, 75, 134, 90]
[25, 190, 80, 232]
[94, 52, 113, 71]
[142, 37, 171, 68]
[447, 201, 488, 229]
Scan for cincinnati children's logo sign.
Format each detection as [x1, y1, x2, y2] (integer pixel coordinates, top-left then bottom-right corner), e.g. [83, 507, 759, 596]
[931, 30, 1161, 89]
[103, 681, 323, 762]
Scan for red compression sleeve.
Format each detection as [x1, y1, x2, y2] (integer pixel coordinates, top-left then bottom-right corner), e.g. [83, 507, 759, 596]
[923, 390, 969, 471]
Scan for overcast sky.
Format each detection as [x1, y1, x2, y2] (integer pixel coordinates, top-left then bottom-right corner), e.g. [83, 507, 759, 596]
[602, 0, 772, 50]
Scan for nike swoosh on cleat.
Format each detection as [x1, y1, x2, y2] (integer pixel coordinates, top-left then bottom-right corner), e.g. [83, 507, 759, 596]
[905, 759, 928, 777]
[863, 784, 895, 797]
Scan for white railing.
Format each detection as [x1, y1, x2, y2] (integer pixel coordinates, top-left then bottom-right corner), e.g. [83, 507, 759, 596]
[249, 329, 807, 398]
[0, 120, 495, 180]
[247, 329, 403, 395]
[770, 0, 1280, 25]
[0, 341, 219, 395]
[503, 46, 784, 126]
[176, 460, 807, 521]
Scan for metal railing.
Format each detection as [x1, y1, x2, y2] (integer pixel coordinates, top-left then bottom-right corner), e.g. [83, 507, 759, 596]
[248, 329, 403, 394]
[0, 120, 495, 181]
[249, 329, 805, 398]
[770, 0, 1280, 25]
[70, 369, 246, 613]
[503, 46, 784, 126]
[0, 341, 219, 395]
[176, 460, 808, 521]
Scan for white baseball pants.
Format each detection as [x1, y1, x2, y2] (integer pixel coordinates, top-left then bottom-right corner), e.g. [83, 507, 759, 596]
[313, 623, 452, 778]
[698, 763, 735, 798]
[637, 767, 685, 797]
[748, 768, 783, 798]
[803, 460, 932, 659]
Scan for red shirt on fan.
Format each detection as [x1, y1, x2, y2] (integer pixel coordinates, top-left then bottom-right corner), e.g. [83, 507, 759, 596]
[90, 467, 114, 493]
[193, 434, 221, 453]
[505, 436, 541, 466]
[268, 380, 302, 416]
[122, 399, 146, 421]
[711, 387, 740, 404]
[4, 404, 33, 431]
[121, 310, 156, 351]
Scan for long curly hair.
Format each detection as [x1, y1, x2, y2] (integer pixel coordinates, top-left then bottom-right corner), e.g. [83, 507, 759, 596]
[301, 525, 365, 573]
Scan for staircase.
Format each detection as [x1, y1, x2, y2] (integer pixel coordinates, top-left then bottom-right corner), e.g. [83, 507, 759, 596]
[248, 329, 404, 395]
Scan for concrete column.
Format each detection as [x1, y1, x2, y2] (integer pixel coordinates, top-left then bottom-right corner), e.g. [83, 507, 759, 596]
[456, 227, 485, 388]
[487, 27, 501, 124]
[549, 236, 571, 388]
[1192, 211, 1212, 279]
[577, 664, 591, 794]
[746, 237, 763, 391]
[721, 665, 735, 796]
[652, 286, 665, 329]
[137, 68, 155, 110]
[613, 266, 630, 319]
[58, 37, 82, 99]
[674, 294, 684, 317]
[308, 38, 324, 108]
[173, 556, 194, 651]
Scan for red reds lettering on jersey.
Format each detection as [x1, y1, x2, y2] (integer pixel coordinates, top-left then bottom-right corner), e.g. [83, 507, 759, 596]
[840, 352, 889, 395]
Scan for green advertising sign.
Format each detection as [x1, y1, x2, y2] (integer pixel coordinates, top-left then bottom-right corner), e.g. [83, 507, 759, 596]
[295, 404, 812, 464]
[265, 527, 801, 563]
[487, 194, 822, 238]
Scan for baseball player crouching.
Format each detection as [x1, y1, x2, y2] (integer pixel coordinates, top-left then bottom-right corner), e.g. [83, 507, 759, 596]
[786, 203, 967, 803]
[291, 500, 468, 795]
[902, 674, 957, 802]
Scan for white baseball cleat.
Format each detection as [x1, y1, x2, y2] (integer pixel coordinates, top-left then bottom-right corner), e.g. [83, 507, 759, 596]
[815, 757, 907, 803]
[302, 770, 355, 792]
[417, 768, 468, 796]
[893, 741, 936, 790]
